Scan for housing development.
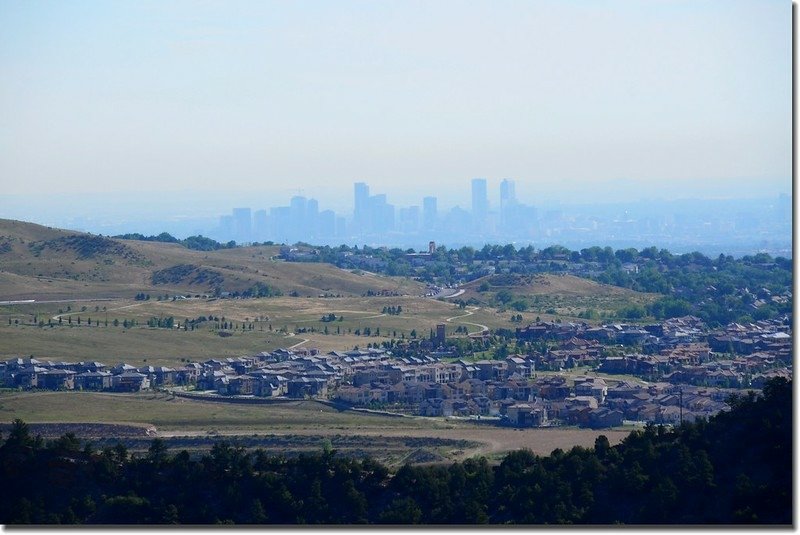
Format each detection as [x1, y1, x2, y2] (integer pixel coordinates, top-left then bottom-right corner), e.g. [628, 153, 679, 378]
[4, 310, 790, 430]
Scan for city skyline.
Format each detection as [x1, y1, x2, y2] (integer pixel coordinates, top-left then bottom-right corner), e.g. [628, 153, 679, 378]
[214, 177, 537, 243]
[0, 0, 791, 259]
[199, 179, 790, 260]
[0, 1, 790, 212]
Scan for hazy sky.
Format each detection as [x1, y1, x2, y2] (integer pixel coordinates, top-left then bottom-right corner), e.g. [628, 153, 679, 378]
[0, 0, 791, 212]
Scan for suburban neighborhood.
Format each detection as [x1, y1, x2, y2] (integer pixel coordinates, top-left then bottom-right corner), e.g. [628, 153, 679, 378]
[2, 313, 790, 430]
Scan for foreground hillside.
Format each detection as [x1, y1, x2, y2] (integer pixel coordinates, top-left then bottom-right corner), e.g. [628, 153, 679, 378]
[0, 219, 424, 300]
[0, 378, 790, 525]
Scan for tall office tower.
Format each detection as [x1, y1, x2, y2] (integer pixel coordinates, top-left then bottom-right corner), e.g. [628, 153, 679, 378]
[253, 209, 268, 241]
[499, 178, 517, 231]
[289, 196, 307, 242]
[232, 207, 252, 242]
[306, 198, 319, 238]
[270, 206, 291, 242]
[471, 178, 489, 225]
[369, 194, 394, 234]
[353, 182, 370, 229]
[422, 196, 437, 231]
[500, 178, 516, 209]
[444, 206, 472, 235]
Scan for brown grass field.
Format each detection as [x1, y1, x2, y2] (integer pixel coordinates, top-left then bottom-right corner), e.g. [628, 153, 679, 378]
[0, 295, 519, 364]
[0, 218, 426, 301]
[0, 275, 655, 365]
[0, 390, 631, 465]
[461, 273, 659, 319]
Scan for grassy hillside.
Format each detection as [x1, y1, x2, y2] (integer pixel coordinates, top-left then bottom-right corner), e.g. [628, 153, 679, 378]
[0, 220, 664, 363]
[0, 295, 515, 364]
[0, 219, 425, 300]
[461, 273, 659, 320]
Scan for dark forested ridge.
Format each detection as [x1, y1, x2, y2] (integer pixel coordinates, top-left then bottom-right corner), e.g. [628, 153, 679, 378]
[0, 378, 790, 525]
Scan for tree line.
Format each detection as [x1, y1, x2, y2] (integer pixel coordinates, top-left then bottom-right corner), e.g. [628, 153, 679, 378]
[0, 378, 790, 525]
[114, 232, 238, 252]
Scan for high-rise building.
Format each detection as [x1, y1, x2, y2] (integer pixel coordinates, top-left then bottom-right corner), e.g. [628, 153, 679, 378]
[289, 196, 307, 242]
[253, 209, 268, 240]
[369, 194, 394, 234]
[354, 182, 370, 229]
[335, 216, 347, 238]
[306, 198, 319, 238]
[269, 206, 291, 242]
[500, 178, 517, 231]
[471, 178, 489, 226]
[422, 196, 437, 231]
[500, 179, 516, 209]
[232, 207, 252, 242]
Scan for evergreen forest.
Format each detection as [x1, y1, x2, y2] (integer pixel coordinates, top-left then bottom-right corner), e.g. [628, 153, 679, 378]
[0, 378, 790, 525]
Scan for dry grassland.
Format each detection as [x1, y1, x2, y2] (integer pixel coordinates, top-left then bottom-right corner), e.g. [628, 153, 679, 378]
[0, 219, 426, 301]
[0, 391, 630, 463]
[0, 295, 524, 363]
[461, 273, 659, 320]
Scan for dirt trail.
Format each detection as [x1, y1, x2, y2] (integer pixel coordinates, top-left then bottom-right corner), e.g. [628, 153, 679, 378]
[155, 426, 629, 460]
[51, 301, 147, 321]
[445, 306, 489, 334]
[288, 337, 309, 349]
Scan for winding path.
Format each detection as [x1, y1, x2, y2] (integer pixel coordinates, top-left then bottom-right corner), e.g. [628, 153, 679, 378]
[445, 306, 489, 335]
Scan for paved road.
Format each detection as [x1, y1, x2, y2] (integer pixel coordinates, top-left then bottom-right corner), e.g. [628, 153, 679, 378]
[1, 297, 116, 306]
[429, 288, 465, 299]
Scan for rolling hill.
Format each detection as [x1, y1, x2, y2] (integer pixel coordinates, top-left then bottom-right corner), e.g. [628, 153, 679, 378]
[459, 272, 659, 318]
[0, 219, 425, 301]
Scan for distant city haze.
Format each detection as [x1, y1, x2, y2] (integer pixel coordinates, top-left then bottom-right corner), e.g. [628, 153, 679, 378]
[0, 1, 791, 255]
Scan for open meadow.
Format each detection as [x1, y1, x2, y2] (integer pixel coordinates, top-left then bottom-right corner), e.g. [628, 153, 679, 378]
[0, 294, 521, 365]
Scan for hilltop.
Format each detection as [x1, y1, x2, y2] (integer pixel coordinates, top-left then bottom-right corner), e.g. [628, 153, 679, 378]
[459, 273, 659, 320]
[0, 219, 425, 301]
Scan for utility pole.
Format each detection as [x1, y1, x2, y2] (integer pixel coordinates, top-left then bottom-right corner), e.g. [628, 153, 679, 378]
[679, 387, 683, 426]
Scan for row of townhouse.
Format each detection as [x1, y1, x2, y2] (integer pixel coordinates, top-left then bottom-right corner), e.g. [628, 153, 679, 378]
[0, 346, 391, 397]
[334, 356, 744, 430]
[193, 347, 400, 398]
[516, 319, 685, 347]
[603, 382, 732, 425]
[707, 319, 792, 360]
[517, 316, 791, 361]
[0, 358, 178, 392]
